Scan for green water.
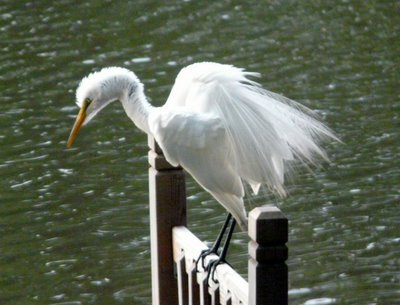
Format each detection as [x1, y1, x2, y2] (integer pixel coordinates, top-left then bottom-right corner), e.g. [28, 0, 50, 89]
[1, 1, 399, 304]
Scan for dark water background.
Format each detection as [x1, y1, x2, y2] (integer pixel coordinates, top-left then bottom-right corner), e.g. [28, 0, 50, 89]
[1, 1, 399, 304]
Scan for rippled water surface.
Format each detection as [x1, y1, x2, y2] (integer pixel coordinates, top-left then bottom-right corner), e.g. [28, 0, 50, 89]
[1, 1, 399, 304]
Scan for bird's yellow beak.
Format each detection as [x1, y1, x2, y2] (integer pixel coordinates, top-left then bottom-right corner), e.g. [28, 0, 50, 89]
[67, 99, 90, 148]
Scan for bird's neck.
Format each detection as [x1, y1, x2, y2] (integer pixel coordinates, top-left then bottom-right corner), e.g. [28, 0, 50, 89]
[120, 86, 154, 135]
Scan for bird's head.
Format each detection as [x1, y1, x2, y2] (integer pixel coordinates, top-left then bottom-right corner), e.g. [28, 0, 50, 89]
[67, 67, 142, 148]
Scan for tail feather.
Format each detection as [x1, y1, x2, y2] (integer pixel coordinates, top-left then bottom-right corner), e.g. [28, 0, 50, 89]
[211, 192, 248, 232]
[211, 69, 338, 197]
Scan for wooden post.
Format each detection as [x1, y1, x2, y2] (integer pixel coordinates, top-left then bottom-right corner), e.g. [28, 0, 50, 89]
[248, 205, 288, 305]
[149, 135, 187, 305]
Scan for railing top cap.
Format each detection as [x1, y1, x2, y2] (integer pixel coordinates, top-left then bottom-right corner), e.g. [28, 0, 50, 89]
[249, 205, 286, 220]
[248, 205, 288, 244]
[148, 135, 163, 154]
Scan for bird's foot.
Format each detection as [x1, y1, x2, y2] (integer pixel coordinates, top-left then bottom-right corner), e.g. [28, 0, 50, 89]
[206, 256, 232, 284]
[195, 248, 218, 272]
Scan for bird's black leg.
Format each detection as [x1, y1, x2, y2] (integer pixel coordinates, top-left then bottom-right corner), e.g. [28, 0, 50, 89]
[195, 214, 232, 272]
[207, 217, 236, 283]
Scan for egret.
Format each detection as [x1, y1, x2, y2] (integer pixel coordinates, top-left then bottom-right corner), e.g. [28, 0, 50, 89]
[67, 62, 337, 272]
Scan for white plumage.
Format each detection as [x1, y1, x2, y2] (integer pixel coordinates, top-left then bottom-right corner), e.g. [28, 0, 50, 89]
[68, 62, 337, 231]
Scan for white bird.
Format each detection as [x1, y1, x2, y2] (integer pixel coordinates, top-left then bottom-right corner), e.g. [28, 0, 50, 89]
[67, 62, 337, 231]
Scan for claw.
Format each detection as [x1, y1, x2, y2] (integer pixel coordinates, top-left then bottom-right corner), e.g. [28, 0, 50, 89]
[207, 259, 220, 284]
[195, 248, 216, 272]
[206, 257, 232, 284]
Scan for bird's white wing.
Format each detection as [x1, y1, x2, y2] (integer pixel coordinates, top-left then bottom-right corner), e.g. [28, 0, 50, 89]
[148, 109, 243, 196]
[164, 62, 337, 197]
[148, 109, 248, 229]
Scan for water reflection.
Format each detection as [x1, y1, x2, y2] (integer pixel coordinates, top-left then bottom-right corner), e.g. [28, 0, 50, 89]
[1, 0, 399, 304]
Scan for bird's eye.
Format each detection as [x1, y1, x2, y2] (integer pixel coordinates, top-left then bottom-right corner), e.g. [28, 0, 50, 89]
[83, 98, 92, 109]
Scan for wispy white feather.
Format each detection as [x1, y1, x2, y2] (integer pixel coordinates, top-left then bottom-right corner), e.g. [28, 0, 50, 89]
[164, 62, 337, 198]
